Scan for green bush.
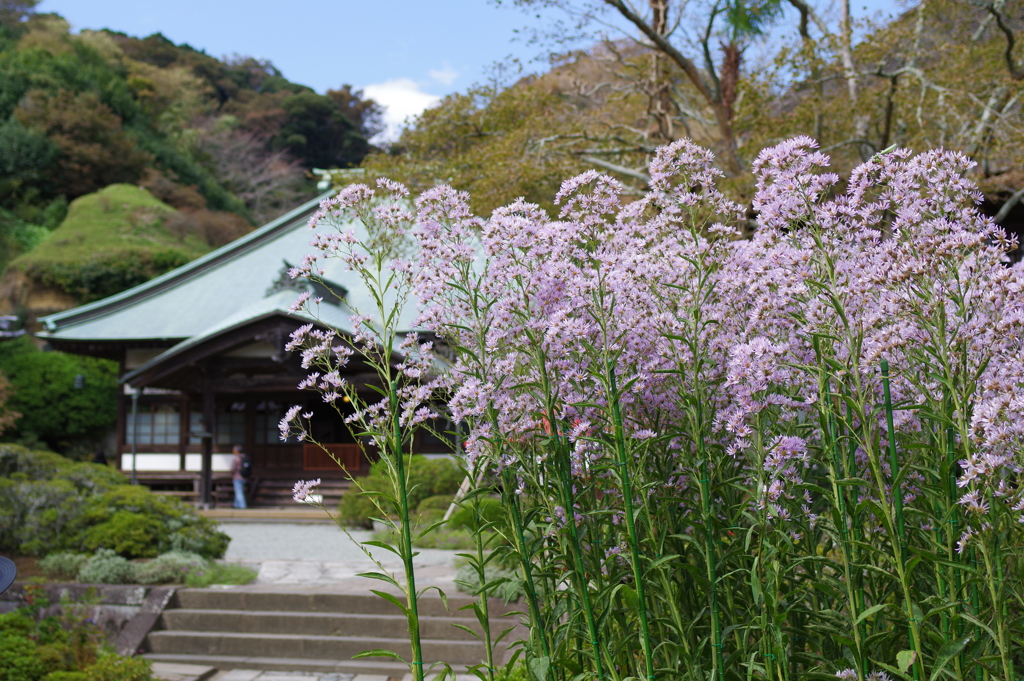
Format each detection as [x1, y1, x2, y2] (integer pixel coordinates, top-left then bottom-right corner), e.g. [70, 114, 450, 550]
[26, 248, 192, 304]
[417, 494, 454, 515]
[70, 485, 229, 559]
[43, 673, 88, 681]
[448, 497, 504, 531]
[0, 632, 45, 681]
[0, 338, 118, 449]
[39, 553, 89, 581]
[81, 654, 152, 681]
[77, 549, 133, 584]
[338, 456, 463, 527]
[82, 511, 164, 559]
[0, 447, 229, 559]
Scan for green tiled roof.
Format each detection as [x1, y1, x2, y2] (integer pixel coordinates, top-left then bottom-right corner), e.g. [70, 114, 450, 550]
[38, 192, 421, 344]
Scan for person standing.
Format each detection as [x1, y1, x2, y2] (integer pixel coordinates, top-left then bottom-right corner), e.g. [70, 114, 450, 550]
[230, 445, 248, 509]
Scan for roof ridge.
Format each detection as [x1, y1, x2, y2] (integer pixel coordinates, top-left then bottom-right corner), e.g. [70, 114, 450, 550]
[39, 191, 334, 332]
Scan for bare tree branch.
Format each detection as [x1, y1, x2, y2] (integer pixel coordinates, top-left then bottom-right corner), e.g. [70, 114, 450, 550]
[785, 0, 831, 38]
[600, 0, 744, 174]
[580, 154, 652, 182]
[985, 0, 1024, 79]
[994, 184, 1024, 223]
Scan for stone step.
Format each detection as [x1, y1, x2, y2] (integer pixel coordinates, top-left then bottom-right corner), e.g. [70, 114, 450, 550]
[160, 609, 517, 641]
[173, 591, 501, 618]
[146, 631, 487, 666]
[143, 653, 413, 676]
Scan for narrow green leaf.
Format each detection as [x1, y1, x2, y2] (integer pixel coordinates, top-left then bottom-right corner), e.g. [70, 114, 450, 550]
[356, 571, 400, 589]
[854, 603, 888, 626]
[370, 589, 410, 617]
[929, 637, 971, 681]
[353, 648, 404, 660]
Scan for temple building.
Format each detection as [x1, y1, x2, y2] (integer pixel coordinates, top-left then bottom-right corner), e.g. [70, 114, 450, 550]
[37, 192, 451, 506]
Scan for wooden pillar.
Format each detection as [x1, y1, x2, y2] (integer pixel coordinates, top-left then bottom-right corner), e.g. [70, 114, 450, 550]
[200, 385, 215, 508]
[178, 394, 189, 472]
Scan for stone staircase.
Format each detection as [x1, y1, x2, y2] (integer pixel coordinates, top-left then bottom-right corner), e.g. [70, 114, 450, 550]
[143, 589, 521, 676]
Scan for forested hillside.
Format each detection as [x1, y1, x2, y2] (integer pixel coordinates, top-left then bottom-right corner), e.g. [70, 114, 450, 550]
[0, 0, 380, 312]
[364, 0, 1024, 233]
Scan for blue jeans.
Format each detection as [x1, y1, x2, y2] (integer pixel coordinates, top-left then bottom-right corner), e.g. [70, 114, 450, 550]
[233, 478, 247, 509]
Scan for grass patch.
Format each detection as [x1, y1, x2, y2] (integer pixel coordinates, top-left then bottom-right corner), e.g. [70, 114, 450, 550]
[183, 562, 257, 588]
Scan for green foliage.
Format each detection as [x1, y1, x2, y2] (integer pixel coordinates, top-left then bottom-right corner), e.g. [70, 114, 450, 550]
[0, 606, 151, 681]
[76, 548, 133, 584]
[0, 9, 380, 242]
[455, 562, 523, 602]
[416, 493, 454, 521]
[82, 512, 163, 559]
[82, 655, 151, 681]
[337, 455, 463, 527]
[43, 673, 88, 681]
[0, 631, 45, 681]
[72, 485, 229, 559]
[0, 337, 118, 448]
[448, 497, 503, 531]
[275, 90, 369, 169]
[38, 552, 88, 581]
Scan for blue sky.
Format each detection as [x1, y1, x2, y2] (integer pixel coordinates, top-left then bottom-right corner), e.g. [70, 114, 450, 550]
[38, 0, 901, 140]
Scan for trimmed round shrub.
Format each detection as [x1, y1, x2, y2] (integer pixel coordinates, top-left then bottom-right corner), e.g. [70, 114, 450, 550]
[43, 673, 89, 681]
[83, 511, 164, 559]
[338, 456, 463, 527]
[448, 497, 504, 531]
[71, 485, 229, 559]
[77, 549, 134, 584]
[133, 551, 206, 585]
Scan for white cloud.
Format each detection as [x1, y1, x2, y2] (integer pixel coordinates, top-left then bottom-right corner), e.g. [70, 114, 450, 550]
[428, 65, 459, 87]
[363, 78, 441, 144]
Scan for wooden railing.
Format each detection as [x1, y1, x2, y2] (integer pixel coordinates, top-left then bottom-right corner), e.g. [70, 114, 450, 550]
[303, 443, 362, 471]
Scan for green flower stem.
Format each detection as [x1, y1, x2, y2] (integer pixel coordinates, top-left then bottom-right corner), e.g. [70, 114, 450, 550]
[881, 360, 924, 681]
[697, 417, 724, 681]
[607, 361, 655, 680]
[819, 376, 865, 680]
[501, 467, 551, 661]
[552, 426, 607, 681]
[979, 520, 1014, 681]
[390, 380, 424, 681]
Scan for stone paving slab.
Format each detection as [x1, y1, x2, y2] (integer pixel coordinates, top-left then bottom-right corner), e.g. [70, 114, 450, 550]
[208, 672, 365, 681]
[151, 662, 217, 681]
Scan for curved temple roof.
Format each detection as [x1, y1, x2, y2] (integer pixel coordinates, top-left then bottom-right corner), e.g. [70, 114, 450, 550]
[38, 191, 423, 382]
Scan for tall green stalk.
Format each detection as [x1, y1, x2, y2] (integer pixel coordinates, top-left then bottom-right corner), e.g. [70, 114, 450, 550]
[696, 414, 724, 681]
[390, 380, 424, 681]
[501, 467, 551, 661]
[881, 360, 924, 681]
[607, 361, 655, 680]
